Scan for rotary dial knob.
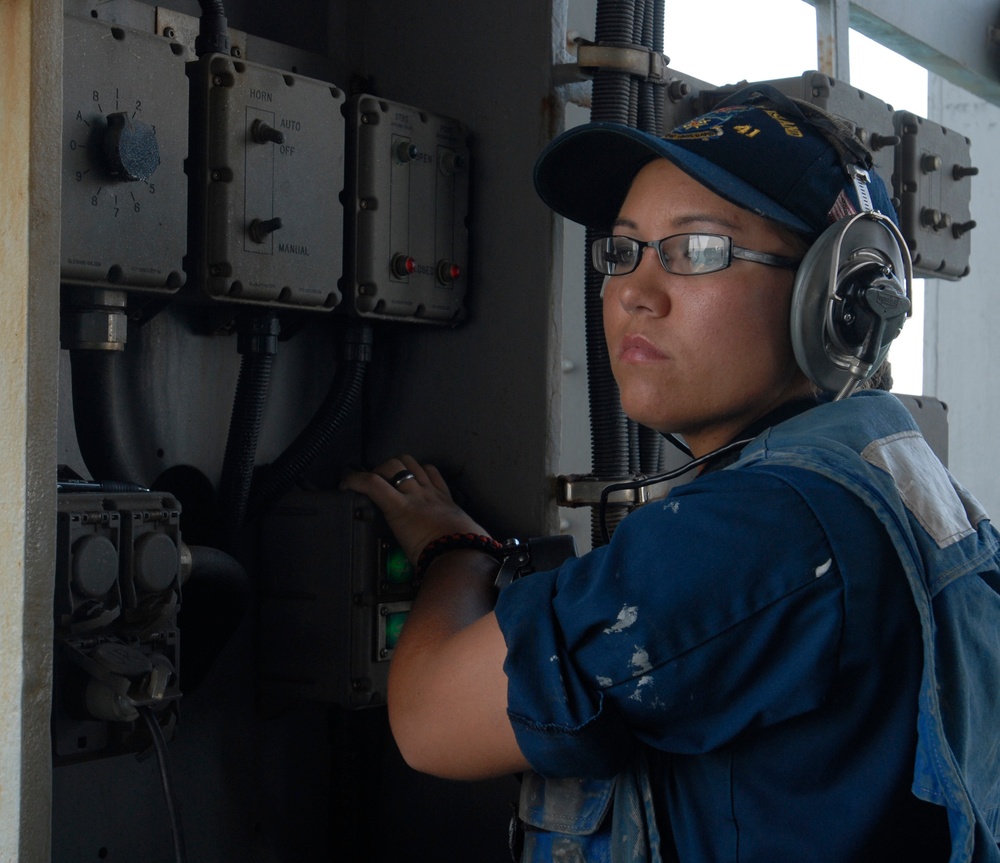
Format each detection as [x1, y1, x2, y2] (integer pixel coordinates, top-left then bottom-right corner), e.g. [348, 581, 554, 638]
[102, 111, 160, 181]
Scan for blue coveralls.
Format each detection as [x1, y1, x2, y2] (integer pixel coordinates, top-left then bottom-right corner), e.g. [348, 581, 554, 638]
[495, 390, 1000, 862]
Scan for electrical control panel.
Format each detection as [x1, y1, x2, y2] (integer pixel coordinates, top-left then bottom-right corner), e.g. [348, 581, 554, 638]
[258, 490, 417, 710]
[344, 96, 471, 324]
[53, 490, 183, 764]
[893, 111, 976, 279]
[61, 14, 189, 294]
[186, 53, 346, 310]
[37, 0, 988, 861]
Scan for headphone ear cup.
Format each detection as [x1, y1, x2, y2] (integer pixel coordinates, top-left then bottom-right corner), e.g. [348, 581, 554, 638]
[790, 214, 909, 394]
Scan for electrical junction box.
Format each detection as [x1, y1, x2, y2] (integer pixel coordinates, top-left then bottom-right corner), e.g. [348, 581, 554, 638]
[896, 394, 949, 465]
[344, 95, 471, 324]
[258, 490, 417, 710]
[187, 54, 345, 310]
[53, 490, 183, 764]
[61, 14, 189, 294]
[55, 490, 183, 639]
[893, 112, 975, 280]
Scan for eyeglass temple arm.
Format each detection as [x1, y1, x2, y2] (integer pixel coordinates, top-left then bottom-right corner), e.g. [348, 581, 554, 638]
[732, 246, 802, 270]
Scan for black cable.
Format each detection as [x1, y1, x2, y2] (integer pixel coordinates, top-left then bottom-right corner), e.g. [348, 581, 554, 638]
[69, 349, 148, 486]
[598, 437, 754, 544]
[138, 706, 187, 863]
[178, 545, 250, 691]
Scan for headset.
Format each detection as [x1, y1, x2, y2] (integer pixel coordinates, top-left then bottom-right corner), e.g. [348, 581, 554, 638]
[787, 113, 913, 400]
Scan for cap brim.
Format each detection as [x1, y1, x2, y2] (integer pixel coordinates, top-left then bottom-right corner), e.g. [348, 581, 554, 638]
[533, 122, 814, 234]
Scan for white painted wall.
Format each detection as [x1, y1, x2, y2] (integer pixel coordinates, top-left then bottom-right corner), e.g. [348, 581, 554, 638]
[1, 1, 61, 858]
[925, 76, 1000, 518]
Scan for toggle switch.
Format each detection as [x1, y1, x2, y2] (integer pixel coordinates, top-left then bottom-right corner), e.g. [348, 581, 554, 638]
[250, 118, 285, 145]
[249, 217, 284, 244]
[952, 219, 977, 238]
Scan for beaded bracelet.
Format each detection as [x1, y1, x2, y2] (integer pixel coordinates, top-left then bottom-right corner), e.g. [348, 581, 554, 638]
[415, 533, 504, 583]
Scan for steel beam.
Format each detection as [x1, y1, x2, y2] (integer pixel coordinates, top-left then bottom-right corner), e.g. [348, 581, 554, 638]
[815, 0, 851, 80]
[803, 0, 1000, 106]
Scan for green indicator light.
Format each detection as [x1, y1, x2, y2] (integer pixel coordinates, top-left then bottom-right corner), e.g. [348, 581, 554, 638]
[385, 548, 413, 584]
[384, 611, 408, 650]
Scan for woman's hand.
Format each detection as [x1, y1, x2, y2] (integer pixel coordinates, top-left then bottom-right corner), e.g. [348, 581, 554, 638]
[344, 455, 528, 779]
[341, 454, 489, 564]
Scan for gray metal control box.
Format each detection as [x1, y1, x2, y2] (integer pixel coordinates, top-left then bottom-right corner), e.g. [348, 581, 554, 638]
[53, 490, 183, 763]
[61, 15, 189, 293]
[187, 54, 345, 310]
[893, 112, 975, 280]
[344, 96, 471, 324]
[258, 490, 417, 710]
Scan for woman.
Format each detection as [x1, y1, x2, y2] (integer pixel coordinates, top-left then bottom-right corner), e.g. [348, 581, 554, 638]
[344, 86, 1000, 862]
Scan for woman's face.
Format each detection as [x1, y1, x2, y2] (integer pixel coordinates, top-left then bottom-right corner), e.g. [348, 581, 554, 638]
[603, 158, 812, 457]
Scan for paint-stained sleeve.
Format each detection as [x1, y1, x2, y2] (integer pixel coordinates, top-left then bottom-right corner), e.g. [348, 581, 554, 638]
[493, 467, 847, 779]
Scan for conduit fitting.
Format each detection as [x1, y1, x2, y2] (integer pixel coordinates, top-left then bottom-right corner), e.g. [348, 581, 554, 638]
[553, 39, 670, 87]
[60, 287, 129, 352]
[236, 312, 280, 356]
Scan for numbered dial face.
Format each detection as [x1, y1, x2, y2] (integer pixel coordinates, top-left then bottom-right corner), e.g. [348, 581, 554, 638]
[67, 91, 161, 219]
[61, 16, 188, 292]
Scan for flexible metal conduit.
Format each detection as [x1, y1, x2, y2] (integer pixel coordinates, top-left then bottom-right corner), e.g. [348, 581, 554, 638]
[585, 0, 666, 545]
[246, 324, 372, 521]
[217, 313, 279, 551]
[195, 0, 230, 57]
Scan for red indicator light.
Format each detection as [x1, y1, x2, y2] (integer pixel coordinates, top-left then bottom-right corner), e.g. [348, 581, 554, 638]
[392, 254, 416, 277]
[437, 260, 461, 284]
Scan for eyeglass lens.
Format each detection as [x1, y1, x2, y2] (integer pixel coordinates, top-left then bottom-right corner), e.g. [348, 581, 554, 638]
[592, 234, 733, 277]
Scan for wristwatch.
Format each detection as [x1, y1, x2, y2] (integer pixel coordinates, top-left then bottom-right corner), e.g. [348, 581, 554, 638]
[493, 535, 579, 591]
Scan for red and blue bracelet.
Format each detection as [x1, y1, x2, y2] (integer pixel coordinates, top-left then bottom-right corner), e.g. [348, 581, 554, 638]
[414, 533, 504, 583]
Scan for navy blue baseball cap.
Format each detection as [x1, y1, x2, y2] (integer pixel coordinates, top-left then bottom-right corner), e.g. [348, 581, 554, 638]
[534, 84, 897, 237]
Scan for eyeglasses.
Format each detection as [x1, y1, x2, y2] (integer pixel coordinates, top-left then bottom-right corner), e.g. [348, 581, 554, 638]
[591, 233, 802, 277]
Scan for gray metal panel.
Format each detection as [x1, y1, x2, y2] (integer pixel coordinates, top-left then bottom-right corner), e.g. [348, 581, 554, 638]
[895, 393, 949, 464]
[338, 0, 564, 540]
[51, 0, 559, 861]
[61, 15, 189, 293]
[924, 76, 1000, 520]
